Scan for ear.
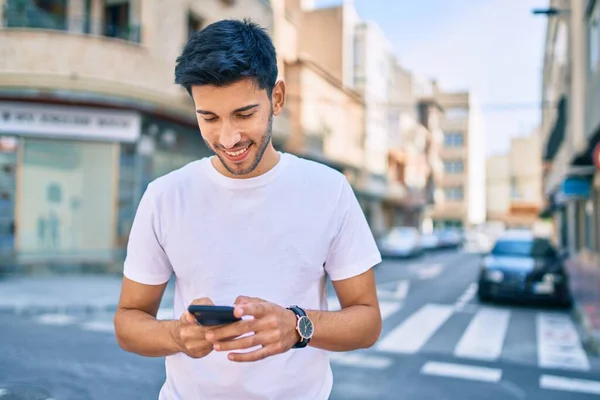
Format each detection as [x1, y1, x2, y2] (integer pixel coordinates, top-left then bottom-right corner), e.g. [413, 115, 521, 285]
[271, 80, 286, 116]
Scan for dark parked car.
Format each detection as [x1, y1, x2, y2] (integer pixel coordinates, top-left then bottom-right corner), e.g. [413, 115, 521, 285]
[477, 231, 572, 308]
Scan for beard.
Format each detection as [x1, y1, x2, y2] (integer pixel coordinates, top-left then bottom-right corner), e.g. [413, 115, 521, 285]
[204, 112, 273, 176]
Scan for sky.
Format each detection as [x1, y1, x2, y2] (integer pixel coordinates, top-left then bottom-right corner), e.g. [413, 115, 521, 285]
[314, 0, 550, 156]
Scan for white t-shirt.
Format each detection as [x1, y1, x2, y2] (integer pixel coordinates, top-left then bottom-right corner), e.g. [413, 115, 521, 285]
[123, 152, 381, 400]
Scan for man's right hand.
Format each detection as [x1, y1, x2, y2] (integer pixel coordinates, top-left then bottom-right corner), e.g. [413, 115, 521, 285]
[171, 297, 216, 359]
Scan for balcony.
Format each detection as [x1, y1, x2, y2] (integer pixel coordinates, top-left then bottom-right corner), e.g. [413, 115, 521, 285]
[0, 29, 189, 115]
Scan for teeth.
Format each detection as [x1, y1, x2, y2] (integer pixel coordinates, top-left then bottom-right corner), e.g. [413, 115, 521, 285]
[225, 147, 248, 157]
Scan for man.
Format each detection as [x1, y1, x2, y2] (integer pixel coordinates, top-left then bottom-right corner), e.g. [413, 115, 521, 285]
[114, 19, 382, 400]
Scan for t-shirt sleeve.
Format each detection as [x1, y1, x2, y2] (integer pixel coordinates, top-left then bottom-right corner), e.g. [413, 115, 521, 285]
[123, 182, 173, 285]
[324, 177, 382, 281]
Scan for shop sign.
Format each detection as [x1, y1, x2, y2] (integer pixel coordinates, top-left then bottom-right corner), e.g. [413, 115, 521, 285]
[0, 102, 140, 142]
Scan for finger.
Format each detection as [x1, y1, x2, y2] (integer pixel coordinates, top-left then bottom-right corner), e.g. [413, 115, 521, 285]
[234, 295, 264, 306]
[191, 297, 215, 306]
[180, 311, 197, 326]
[205, 320, 257, 342]
[235, 302, 268, 319]
[214, 331, 277, 352]
[228, 343, 282, 362]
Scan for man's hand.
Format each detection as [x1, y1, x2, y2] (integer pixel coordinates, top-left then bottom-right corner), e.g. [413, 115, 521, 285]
[205, 296, 299, 362]
[171, 297, 219, 359]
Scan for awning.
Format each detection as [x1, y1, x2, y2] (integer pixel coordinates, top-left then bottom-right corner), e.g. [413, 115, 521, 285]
[544, 96, 567, 162]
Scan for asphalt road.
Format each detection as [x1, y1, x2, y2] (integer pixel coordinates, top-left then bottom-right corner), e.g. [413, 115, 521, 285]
[1, 249, 599, 400]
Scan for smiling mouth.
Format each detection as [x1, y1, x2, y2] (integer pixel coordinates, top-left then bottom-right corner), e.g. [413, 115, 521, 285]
[222, 144, 252, 161]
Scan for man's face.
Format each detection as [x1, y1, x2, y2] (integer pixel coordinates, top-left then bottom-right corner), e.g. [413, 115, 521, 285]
[191, 78, 285, 178]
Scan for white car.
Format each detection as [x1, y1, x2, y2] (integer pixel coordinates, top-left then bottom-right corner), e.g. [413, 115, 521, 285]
[419, 233, 440, 251]
[378, 227, 424, 258]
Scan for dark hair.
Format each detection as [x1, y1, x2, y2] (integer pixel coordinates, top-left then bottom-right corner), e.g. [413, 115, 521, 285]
[174, 19, 278, 97]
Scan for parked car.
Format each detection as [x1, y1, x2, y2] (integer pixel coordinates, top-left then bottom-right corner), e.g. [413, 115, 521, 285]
[378, 227, 423, 258]
[419, 232, 440, 251]
[463, 231, 492, 254]
[477, 231, 572, 308]
[435, 229, 463, 249]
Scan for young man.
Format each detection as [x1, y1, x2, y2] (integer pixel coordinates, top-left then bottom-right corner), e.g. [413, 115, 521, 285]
[114, 19, 382, 400]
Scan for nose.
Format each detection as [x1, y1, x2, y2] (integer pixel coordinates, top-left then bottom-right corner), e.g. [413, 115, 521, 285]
[218, 120, 242, 149]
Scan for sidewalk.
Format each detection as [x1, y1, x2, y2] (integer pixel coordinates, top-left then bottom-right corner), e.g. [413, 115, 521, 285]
[566, 254, 600, 355]
[0, 274, 174, 316]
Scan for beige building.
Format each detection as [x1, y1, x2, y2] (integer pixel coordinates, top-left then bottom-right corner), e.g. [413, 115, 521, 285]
[0, 0, 280, 264]
[428, 84, 486, 229]
[486, 132, 543, 228]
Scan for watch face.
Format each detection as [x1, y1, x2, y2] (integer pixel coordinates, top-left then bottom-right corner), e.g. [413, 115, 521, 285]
[298, 316, 314, 339]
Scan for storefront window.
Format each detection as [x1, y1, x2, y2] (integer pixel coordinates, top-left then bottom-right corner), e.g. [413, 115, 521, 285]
[17, 138, 117, 261]
[0, 136, 17, 258]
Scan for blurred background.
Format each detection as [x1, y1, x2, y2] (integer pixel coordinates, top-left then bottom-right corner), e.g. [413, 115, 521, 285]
[0, 0, 599, 399]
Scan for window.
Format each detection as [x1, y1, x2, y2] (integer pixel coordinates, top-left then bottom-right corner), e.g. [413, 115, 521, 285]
[443, 160, 463, 174]
[4, 0, 68, 30]
[444, 186, 463, 201]
[510, 177, 520, 199]
[491, 238, 557, 259]
[444, 132, 464, 147]
[188, 12, 203, 39]
[104, 1, 140, 42]
[589, 1, 600, 73]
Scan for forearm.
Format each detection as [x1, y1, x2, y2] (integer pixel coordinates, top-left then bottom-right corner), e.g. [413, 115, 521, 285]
[114, 308, 182, 357]
[306, 304, 381, 352]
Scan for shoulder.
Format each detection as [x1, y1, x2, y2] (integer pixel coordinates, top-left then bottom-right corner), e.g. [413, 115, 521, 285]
[285, 153, 348, 191]
[143, 159, 206, 203]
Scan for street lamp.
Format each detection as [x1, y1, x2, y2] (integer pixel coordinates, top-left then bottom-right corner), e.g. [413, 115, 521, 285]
[532, 7, 570, 17]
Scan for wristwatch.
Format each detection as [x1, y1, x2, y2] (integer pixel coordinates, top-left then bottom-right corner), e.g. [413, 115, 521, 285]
[287, 305, 314, 348]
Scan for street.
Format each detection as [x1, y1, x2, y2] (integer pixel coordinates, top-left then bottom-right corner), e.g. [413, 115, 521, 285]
[1, 250, 599, 400]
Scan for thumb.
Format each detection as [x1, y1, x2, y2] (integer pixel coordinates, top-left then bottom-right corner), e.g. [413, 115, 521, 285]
[191, 297, 215, 306]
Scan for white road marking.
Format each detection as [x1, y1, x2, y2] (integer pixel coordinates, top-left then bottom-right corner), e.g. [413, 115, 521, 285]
[376, 304, 454, 354]
[328, 352, 393, 369]
[37, 314, 77, 326]
[81, 321, 115, 334]
[454, 283, 478, 311]
[379, 301, 402, 320]
[454, 308, 510, 361]
[536, 313, 590, 371]
[413, 264, 444, 280]
[378, 279, 410, 301]
[421, 361, 502, 382]
[540, 375, 600, 395]
[328, 298, 401, 320]
[156, 308, 173, 320]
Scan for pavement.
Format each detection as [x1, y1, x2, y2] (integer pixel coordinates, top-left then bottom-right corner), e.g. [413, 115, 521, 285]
[0, 274, 175, 316]
[1, 250, 600, 400]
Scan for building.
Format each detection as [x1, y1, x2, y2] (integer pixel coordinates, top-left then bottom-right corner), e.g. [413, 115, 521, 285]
[0, 0, 277, 266]
[486, 131, 544, 229]
[427, 83, 486, 229]
[539, 0, 600, 351]
[271, 0, 365, 188]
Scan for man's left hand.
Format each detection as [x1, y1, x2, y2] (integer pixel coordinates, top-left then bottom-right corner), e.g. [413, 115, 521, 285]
[204, 296, 299, 362]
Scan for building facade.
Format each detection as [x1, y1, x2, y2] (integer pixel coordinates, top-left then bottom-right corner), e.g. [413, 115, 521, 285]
[0, 0, 276, 265]
[486, 132, 544, 229]
[427, 84, 486, 229]
[539, 0, 600, 349]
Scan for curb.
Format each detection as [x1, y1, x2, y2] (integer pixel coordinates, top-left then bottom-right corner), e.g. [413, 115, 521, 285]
[572, 302, 600, 356]
[0, 303, 119, 317]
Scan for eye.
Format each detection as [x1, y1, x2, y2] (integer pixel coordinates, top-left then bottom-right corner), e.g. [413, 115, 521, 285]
[202, 117, 218, 123]
[238, 113, 254, 119]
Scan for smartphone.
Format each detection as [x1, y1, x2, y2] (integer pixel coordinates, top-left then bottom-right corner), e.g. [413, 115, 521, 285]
[188, 305, 241, 326]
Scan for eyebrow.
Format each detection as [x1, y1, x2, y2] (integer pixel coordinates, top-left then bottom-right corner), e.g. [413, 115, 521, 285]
[196, 104, 260, 115]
